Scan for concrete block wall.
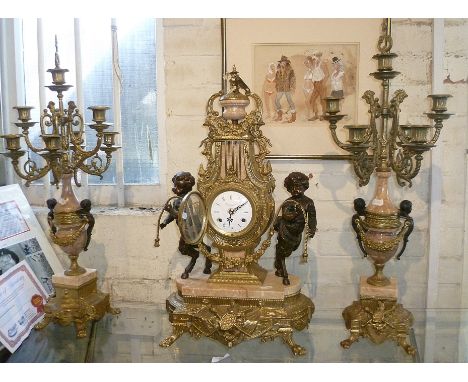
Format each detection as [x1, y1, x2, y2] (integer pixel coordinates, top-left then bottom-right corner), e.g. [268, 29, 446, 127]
[30, 20, 467, 360]
[439, 19, 467, 298]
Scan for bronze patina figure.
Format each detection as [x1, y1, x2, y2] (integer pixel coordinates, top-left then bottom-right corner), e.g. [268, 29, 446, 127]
[79, 199, 94, 252]
[396, 200, 413, 260]
[160, 172, 212, 279]
[46, 198, 58, 234]
[352, 198, 368, 257]
[274, 172, 317, 285]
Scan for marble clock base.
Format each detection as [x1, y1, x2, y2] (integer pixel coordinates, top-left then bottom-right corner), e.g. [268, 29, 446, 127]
[159, 272, 314, 356]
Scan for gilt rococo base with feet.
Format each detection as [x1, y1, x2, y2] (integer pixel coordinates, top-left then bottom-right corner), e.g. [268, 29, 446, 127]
[160, 272, 314, 356]
[340, 276, 415, 355]
[341, 298, 415, 355]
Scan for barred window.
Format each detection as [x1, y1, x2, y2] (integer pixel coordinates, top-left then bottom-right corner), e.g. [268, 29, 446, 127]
[0, 18, 164, 206]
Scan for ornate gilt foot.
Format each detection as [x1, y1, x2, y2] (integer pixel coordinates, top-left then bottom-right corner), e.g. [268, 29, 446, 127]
[34, 314, 52, 331]
[340, 320, 361, 349]
[341, 298, 414, 355]
[159, 326, 185, 348]
[397, 325, 416, 355]
[75, 320, 88, 338]
[279, 328, 306, 356]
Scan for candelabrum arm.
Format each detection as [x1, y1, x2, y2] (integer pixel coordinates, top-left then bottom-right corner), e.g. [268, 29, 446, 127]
[328, 124, 349, 150]
[11, 158, 51, 186]
[427, 118, 445, 145]
[22, 133, 46, 153]
[76, 151, 112, 179]
[72, 134, 104, 161]
[391, 149, 423, 187]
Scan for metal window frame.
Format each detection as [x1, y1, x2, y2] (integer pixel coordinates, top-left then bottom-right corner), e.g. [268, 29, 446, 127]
[0, 18, 167, 207]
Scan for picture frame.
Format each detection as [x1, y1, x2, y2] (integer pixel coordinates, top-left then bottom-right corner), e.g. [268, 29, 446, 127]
[221, 18, 382, 159]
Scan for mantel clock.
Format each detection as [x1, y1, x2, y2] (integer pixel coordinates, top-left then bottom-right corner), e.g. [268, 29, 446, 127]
[158, 68, 314, 356]
[194, 66, 275, 284]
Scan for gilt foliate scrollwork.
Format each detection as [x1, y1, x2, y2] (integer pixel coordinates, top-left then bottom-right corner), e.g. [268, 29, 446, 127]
[322, 18, 451, 188]
[352, 151, 375, 187]
[198, 83, 275, 268]
[160, 292, 314, 356]
[392, 150, 423, 187]
[1, 45, 119, 187]
[341, 298, 416, 355]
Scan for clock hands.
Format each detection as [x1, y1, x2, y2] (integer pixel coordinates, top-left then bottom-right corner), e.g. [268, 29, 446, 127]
[228, 201, 248, 216]
[225, 201, 248, 228]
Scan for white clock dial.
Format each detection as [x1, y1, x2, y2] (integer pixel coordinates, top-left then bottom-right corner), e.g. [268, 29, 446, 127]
[210, 190, 253, 234]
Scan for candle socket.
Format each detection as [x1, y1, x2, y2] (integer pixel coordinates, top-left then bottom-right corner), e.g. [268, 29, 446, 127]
[344, 125, 369, 144]
[428, 94, 451, 113]
[324, 97, 342, 115]
[41, 134, 62, 151]
[88, 106, 110, 123]
[400, 125, 430, 143]
[373, 52, 397, 71]
[1, 134, 22, 150]
[103, 131, 119, 147]
[13, 106, 34, 122]
[47, 68, 69, 85]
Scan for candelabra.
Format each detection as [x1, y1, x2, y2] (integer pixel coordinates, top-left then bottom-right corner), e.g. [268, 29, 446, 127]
[323, 19, 452, 354]
[1, 39, 120, 338]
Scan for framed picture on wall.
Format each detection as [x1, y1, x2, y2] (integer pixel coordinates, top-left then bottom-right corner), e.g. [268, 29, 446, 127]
[223, 18, 382, 158]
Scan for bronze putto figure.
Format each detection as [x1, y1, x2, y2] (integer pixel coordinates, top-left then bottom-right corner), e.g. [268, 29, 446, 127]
[159, 171, 212, 279]
[274, 172, 317, 285]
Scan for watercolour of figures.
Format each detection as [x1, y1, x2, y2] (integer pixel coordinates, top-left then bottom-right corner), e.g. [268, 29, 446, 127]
[254, 44, 358, 125]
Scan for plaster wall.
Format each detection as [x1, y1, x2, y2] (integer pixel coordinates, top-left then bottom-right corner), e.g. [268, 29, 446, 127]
[30, 18, 467, 360]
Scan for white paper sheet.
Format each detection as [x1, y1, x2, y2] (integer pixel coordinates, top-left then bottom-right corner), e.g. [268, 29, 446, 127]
[0, 184, 63, 295]
[0, 261, 48, 353]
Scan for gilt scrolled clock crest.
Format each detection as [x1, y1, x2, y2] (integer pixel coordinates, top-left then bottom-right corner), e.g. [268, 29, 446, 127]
[197, 66, 275, 284]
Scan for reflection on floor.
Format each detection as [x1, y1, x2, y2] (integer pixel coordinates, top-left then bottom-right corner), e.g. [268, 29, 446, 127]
[91, 304, 419, 363]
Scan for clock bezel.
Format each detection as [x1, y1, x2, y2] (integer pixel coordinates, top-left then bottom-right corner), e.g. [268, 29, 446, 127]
[177, 191, 208, 245]
[207, 186, 256, 238]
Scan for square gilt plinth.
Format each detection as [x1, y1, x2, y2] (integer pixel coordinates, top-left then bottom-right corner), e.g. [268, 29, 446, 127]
[341, 276, 415, 355]
[34, 268, 120, 338]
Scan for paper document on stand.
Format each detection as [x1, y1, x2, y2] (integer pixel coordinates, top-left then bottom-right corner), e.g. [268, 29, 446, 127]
[0, 261, 48, 353]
